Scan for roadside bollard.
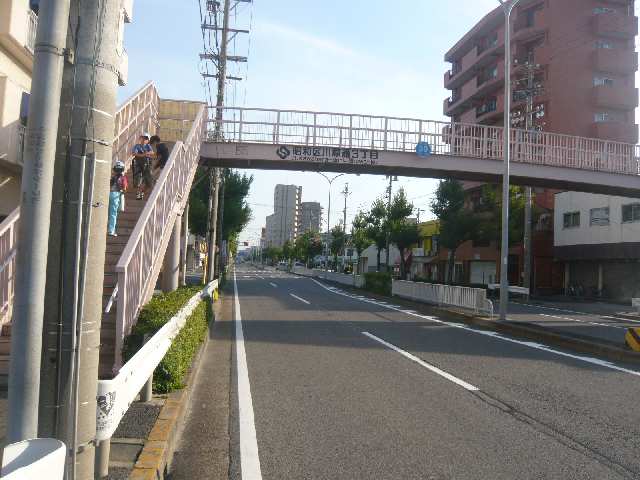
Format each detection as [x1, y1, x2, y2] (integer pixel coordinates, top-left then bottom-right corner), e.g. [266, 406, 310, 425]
[95, 439, 111, 479]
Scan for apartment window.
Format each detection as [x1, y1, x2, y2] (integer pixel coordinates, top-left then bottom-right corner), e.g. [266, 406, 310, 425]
[622, 203, 640, 223]
[594, 112, 611, 122]
[525, 8, 536, 27]
[477, 98, 497, 116]
[594, 76, 614, 86]
[593, 7, 616, 14]
[590, 207, 610, 226]
[563, 211, 580, 229]
[595, 40, 614, 49]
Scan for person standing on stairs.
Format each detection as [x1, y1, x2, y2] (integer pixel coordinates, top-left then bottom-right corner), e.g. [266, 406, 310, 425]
[132, 133, 155, 200]
[150, 135, 169, 172]
[107, 160, 128, 237]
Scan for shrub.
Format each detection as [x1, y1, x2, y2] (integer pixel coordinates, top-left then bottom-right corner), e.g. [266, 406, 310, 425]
[363, 272, 392, 296]
[123, 286, 211, 393]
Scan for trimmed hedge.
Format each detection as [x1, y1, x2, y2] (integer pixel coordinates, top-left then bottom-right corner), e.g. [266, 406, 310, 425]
[363, 272, 392, 296]
[123, 286, 211, 394]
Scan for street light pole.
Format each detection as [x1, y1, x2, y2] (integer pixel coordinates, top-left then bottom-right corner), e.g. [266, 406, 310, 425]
[318, 172, 346, 269]
[498, 0, 522, 321]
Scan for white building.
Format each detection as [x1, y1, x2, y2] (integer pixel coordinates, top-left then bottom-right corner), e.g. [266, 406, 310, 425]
[300, 202, 322, 234]
[554, 191, 640, 300]
[0, 0, 38, 220]
[264, 184, 301, 248]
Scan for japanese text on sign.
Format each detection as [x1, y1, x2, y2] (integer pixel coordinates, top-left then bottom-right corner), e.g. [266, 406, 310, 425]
[276, 146, 380, 166]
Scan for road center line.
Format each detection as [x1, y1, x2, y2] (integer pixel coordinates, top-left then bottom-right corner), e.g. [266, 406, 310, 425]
[289, 293, 311, 305]
[310, 279, 640, 378]
[233, 270, 263, 480]
[269, 282, 278, 288]
[363, 332, 479, 391]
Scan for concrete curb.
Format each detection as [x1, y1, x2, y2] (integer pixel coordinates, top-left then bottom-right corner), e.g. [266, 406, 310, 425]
[300, 274, 640, 366]
[128, 296, 214, 480]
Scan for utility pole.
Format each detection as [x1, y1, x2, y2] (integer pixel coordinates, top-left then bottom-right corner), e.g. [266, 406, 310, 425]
[416, 208, 424, 224]
[341, 183, 351, 235]
[513, 59, 545, 297]
[38, 0, 122, 478]
[8, 0, 71, 443]
[385, 175, 397, 271]
[201, 0, 250, 280]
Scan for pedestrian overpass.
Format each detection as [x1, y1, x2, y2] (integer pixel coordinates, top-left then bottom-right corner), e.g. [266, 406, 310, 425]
[201, 107, 640, 197]
[2, 86, 640, 378]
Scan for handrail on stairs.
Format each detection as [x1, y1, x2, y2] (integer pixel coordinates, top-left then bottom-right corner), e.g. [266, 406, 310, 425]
[112, 103, 206, 372]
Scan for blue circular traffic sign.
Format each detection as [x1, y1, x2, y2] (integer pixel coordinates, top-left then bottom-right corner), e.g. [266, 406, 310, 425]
[416, 141, 432, 158]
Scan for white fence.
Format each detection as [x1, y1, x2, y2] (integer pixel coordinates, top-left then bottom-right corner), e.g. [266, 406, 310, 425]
[292, 266, 364, 288]
[96, 281, 217, 442]
[392, 280, 493, 317]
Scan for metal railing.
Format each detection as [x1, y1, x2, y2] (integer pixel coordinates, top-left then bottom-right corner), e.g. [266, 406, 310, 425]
[1, 83, 159, 331]
[392, 280, 494, 316]
[112, 82, 159, 167]
[114, 103, 206, 370]
[26, 10, 37, 54]
[0, 210, 19, 327]
[209, 107, 640, 176]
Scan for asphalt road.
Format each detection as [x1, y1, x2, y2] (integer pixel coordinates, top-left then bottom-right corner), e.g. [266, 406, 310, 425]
[177, 265, 640, 479]
[504, 298, 640, 344]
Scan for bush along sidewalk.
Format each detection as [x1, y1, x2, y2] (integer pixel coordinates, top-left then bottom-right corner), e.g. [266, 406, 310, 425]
[123, 286, 212, 393]
[363, 272, 392, 296]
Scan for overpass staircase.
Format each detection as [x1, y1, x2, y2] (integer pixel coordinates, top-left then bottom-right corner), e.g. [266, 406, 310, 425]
[0, 82, 206, 379]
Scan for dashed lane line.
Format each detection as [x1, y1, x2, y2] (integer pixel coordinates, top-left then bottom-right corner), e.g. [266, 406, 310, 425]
[309, 279, 640, 378]
[363, 332, 479, 391]
[289, 293, 311, 305]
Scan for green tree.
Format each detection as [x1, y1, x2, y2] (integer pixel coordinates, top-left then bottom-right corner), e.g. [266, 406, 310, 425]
[431, 179, 479, 284]
[188, 168, 253, 245]
[477, 184, 526, 247]
[295, 231, 323, 266]
[330, 225, 346, 270]
[365, 198, 388, 272]
[351, 211, 372, 274]
[388, 189, 420, 280]
[264, 246, 282, 264]
[282, 240, 294, 264]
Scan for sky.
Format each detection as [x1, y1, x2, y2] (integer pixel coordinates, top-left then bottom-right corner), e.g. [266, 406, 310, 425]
[120, 0, 640, 247]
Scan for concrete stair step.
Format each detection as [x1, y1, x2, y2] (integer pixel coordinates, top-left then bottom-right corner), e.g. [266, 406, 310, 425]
[1, 323, 12, 337]
[0, 357, 9, 376]
[0, 337, 10, 355]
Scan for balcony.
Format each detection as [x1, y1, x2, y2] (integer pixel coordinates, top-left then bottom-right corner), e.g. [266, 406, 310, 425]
[593, 84, 639, 110]
[592, 121, 638, 143]
[0, 2, 37, 70]
[593, 48, 638, 74]
[0, 123, 26, 169]
[593, 11, 638, 38]
[513, 7, 548, 42]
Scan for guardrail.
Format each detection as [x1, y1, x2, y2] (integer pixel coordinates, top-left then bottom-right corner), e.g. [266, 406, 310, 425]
[97, 281, 217, 442]
[112, 82, 159, 167]
[292, 266, 365, 288]
[0, 209, 19, 327]
[114, 103, 206, 370]
[0, 82, 159, 333]
[209, 107, 639, 176]
[392, 280, 494, 317]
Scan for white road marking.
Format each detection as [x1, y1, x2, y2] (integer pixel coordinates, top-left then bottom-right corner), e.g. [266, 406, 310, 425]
[363, 332, 479, 391]
[269, 282, 278, 288]
[515, 302, 636, 323]
[310, 279, 640, 378]
[538, 313, 626, 330]
[233, 271, 263, 480]
[257, 275, 265, 280]
[289, 293, 311, 305]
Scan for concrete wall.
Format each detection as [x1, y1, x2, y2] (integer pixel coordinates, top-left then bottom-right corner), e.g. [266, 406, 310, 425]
[554, 191, 640, 247]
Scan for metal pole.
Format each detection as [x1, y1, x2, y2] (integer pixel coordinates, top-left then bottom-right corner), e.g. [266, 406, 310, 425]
[180, 202, 189, 286]
[8, 0, 71, 442]
[216, 172, 226, 277]
[522, 62, 535, 297]
[205, 169, 219, 283]
[498, 0, 522, 320]
[385, 176, 393, 271]
[162, 213, 182, 292]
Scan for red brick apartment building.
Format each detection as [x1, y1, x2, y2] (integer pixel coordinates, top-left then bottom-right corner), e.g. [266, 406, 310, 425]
[440, 0, 638, 293]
